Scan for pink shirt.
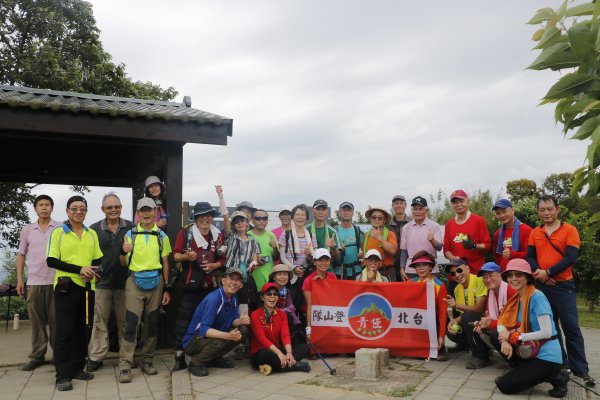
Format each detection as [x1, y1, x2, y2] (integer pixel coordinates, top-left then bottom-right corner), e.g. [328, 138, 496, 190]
[18, 219, 61, 285]
[400, 218, 442, 274]
[271, 226, 285, 240]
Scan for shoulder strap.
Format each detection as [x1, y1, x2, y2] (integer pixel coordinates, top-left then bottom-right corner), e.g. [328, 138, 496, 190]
[129, 227, 163, 266]
[543, 231, 566, 258]
[185, 224, 193, 250]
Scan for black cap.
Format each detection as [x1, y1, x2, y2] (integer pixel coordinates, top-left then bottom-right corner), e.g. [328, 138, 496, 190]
[339, 201, 354, 210]
[411, 196, 428, 207]
[313, 199, 328, 208]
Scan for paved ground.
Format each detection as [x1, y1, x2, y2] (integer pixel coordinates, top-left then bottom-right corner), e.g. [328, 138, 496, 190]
[1, 321, 598, 399]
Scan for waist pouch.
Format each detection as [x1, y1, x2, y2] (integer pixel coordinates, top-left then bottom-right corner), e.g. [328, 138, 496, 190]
[56, 276, 72, 295]
[133, 270, 160, 291]
[515, 335, 557, 359]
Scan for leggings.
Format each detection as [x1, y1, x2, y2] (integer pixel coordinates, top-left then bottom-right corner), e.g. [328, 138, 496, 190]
[495, 357, 561, 394]
[250, 343, 309, 371]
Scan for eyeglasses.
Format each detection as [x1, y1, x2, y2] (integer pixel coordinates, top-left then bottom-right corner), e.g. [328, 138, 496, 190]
[506, 271, 525, 278]
[104, 205, 122, 210]
[481, 273, 499, 280]
[254, 216, 268, 221]
[449, 268, 464, 277]
[233, 219, 247, 224]
[68, 208, 87, 213]
[370, 215, 385, 221]
[263, 292, 279, 297]
[225, 276, 243, 282]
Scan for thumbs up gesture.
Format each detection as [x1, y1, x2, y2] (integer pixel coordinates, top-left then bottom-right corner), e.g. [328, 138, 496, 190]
[427, 229, 434, 242]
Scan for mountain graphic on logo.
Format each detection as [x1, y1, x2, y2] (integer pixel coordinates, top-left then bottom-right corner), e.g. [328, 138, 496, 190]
[357, 303, 390, 320]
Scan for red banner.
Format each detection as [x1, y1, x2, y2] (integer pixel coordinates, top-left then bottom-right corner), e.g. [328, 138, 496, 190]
[310, 280, 438, 358]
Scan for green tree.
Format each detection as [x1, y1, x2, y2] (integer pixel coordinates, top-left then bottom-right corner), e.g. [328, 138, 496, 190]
[542, 172, 579, 210]
[527, 1, 600, 232]
[0, 249, 27, 319]
[506, 178, 538, 201]
[0, 183, 36, 248]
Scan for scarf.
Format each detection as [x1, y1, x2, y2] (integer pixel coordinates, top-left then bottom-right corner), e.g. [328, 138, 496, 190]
[455, 274, 477, 311]
[498, 284, 536, 332]
[193, 224, 222, 249]
[310, 223, 331, 250]
[496, 217, 521, 254]
[455, 211, 471, 224]
[291, 224, 314, 257]
[261, 305, 277, 325]
[362, 226, 389, 255]
[360, 268, 384, 282]
[487, 281, 512, 320]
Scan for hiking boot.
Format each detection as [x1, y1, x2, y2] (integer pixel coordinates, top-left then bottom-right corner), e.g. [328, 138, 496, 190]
[437, 348, 448, 362]
[87, 360, 103, 372]
[292, 360, 311, 373]
[72, 371, 94, 380]
[187, 362, 208, 377]
[548, 369, 569, 398]
[141, 363, 157, 375]
[574, 371, 596, 387]
[56, 379, 73, 391]
[118, 370, 132, 383]
[21, 360, 44, 371]
[259, 364, 272, 376]
[466, 357, 491, 369]
[173, 353, 187, 372]
[207, 356, 234, 369]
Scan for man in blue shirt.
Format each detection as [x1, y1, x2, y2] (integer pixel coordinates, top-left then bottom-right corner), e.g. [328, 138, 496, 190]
[183, 270, 250, 376]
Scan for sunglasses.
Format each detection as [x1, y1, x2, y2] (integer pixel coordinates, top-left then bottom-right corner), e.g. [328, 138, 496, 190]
[254, 216, 268, 221]
[263, 291, 279, 297]
[104, 205, 122, 210]
[68, 207, 87, 213]
[371, 215, 385, 221]
[449, 268, 464, 277]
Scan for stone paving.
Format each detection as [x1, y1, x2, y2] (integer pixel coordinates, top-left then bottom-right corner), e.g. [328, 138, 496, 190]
[0, 327, 598, 399]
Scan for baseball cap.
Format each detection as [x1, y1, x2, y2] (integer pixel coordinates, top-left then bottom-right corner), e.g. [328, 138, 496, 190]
[137, 197, 156, 211]
[313, 199, 328, 208]
[492, 199, 513, 210]
[364, 249, 382, 260]
[314, 248, 332, 259]
[444, 258, 468, 272]
[260, 282, 279, 294]
[411, 196, 428, 207]
[279, 205, 292, 215]
[392, 195, 406, 202]
[230, 210, 248, 222]
[450, 189, 468, 201]
[224, 269, 244, 279]
[339, 201, 354, 210]
[477, 262, 501, 276]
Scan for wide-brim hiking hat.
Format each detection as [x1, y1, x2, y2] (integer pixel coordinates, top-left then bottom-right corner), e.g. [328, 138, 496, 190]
[365, 206, 391, 224]
[260, 282, 279, 295]
[192, 202, 219, 219]
[137, 197, 156, 211]
[477, 262, 501, 277]
[230, 210, 249, 223]
[144, 176, 166, 191]
[269, 264, 293, 282]
[236, 201, 256, 213]
[444, 258, 468, 273]
[502, 259, 533, 277]
[409, 256, 435, 270]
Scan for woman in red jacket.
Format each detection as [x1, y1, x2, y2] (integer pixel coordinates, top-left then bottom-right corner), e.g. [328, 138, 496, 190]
[250, 283, 311, 376]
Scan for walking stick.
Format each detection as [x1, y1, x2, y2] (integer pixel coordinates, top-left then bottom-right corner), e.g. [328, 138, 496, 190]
[84, 281, 91, 359]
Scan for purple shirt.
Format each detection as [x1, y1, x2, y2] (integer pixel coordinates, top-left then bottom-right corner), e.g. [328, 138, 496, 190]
[400, 218, 442, 274]
[18, 219, 61, 285]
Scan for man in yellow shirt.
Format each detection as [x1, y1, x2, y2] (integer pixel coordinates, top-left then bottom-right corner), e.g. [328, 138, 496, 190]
[117, 197, 172, 383]
[46, 196, 103, 391]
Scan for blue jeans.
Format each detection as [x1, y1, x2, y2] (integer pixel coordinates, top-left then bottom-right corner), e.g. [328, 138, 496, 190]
[536, 280, 588, 375]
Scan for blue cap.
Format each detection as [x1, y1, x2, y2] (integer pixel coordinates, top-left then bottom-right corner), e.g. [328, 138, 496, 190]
[477, 262, 501, 276]
[492, 199, 512, 210]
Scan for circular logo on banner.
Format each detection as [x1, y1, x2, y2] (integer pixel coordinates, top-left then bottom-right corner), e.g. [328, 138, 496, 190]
[347, 293, 392, 340]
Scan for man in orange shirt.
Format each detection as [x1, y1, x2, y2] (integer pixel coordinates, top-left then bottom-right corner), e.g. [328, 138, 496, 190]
[527, 195, 594, 387]
[362, 206, 398, 281]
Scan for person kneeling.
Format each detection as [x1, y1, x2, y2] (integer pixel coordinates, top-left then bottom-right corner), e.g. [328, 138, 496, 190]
[250, 283, 311, 376]
[182, 270, 250, 377]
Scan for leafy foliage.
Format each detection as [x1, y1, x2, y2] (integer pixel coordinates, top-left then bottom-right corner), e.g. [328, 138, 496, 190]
[528, 1, 600, 232]
[0, 183, 36, 248]
[0, 250, 27, 319]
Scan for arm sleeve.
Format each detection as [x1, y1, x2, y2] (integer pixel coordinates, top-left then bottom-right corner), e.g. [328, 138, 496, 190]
[250, 310, 274, 349]
[520, 314, 553, 341]
[399, 249, 408, 268]
[489, 319, 498, 330]
[46, 257, 82, 274]
[526, 245, 541, 272]
[547, 246, 578, 277]
[479, 218, 491, 251]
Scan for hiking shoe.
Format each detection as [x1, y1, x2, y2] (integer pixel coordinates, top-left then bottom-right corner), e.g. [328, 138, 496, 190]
[548, 369, 569, 398]
[118, 370, 132, 383]
[437, 348, 448, 362]
[466, 357, 491, 369]
[233, 346, 245, 360]
[574, 372, 596, 387]
[87, 360, 103, 372]
[188, 362, 208, 377]
[207, 356, 234, 369]
[173, 353, 187, 372]
[56, 379, 73, 391]
[141, 363, 158, 375]
[21, 360, 44, 371]
[72, 370, 94, 380]
[293, 361, 311, 373]
[259, 364, 272, 376]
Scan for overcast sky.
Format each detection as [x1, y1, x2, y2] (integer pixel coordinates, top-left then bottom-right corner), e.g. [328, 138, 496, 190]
[30, 0, 588, 224]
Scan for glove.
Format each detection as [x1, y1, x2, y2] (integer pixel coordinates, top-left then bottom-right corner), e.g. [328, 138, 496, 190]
[462, 239, 476, 250]
[305, 326, 312, 337]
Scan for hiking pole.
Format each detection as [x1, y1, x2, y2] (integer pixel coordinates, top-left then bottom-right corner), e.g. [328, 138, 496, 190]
[84, 281, 91, 364]
[307, 340, 336, 375]
[569, 377, 600, 397]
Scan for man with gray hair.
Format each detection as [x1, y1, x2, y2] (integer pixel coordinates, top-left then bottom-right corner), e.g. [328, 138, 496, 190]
[87, 193, 134, 372]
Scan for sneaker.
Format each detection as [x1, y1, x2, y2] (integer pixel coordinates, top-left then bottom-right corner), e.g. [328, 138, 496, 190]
[56, 379, 73, 391]
[207, 356, 234, 369]
[87, 360, 103, 372]
[118, 370, 132, 384]
[173, 353, 187, 372]
[21, 360, 44, 371]
[259, 364, 272, 376]
[548, 369, 569, 398]
[72, 371, 94, 380]
[188, 362, 209, 377]
[466, 357, 491, 369]
[437, 348, 448, 362]
[141, 363, 158, 375]
[574, 372, 596, 387]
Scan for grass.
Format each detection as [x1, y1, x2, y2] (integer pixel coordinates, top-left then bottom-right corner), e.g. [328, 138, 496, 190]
[577, 296, 600, 329]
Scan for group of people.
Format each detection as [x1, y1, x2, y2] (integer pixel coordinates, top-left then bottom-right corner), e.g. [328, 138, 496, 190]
[14, 177, 595, 396]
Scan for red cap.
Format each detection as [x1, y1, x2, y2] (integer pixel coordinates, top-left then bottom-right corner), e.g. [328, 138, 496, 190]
[260, 282, 279, 294]
[450, 189, 468, 201]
